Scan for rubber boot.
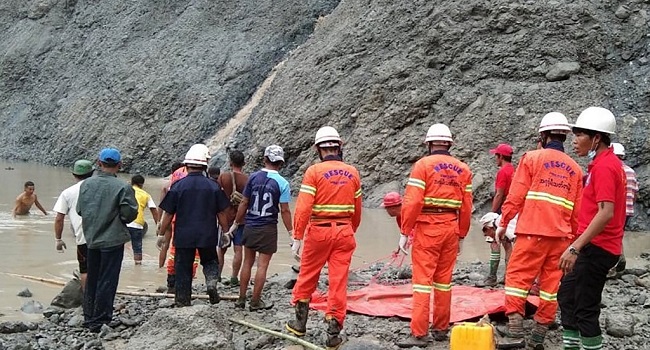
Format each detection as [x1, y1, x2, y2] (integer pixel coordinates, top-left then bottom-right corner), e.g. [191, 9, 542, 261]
[325, 317, 343, 349]
[203, 261, 220, 304]
[477, 251, 500, 287]
[166, 274, 176, 294]
[581, 335, 602, 350]
[562, 329, 580, 350]
[507, 313, 525, 338]
[396, 335, 431, 348]
[286, 300, 309, 336]
[431, 329, 448, 341]
[527, 322, 547, 350]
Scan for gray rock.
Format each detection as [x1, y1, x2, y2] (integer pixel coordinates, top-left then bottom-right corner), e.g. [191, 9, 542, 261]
[606, 313, 636, 337]
[545, 62, 581, 81]
[157, 299, 175, 308]
[20, 300, 44, 314]
[67, 315, 84, 328]
[42, 306, 64, 318]
[50, 279, 83, 309]
[615, 6, 631, 20]
[127, 305, 233, 350]
[340, 338, 391, 350]
[0, 321, 29, 334]
[83, 339, 103, 350]
[99, 324, 114, 338]
[16, 288, 32, 298]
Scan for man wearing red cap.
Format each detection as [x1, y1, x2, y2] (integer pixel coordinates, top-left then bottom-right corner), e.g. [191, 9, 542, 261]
[490, 143, 515, 214]
[381, 192, 412, 254]
[478, 143, 515, 288]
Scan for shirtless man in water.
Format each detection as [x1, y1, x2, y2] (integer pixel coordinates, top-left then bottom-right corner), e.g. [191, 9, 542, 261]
[13, 181, 48, 217]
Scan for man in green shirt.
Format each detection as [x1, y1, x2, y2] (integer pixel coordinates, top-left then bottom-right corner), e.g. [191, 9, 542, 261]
[77, 148, 137, 332]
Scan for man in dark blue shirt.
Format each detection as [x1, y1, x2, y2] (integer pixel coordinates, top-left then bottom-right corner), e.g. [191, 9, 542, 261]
[158, 144, 230, 306]
[230, 145, 293, 311]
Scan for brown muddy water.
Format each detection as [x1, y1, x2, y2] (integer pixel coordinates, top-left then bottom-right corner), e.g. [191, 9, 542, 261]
[0, 160, 648, 321]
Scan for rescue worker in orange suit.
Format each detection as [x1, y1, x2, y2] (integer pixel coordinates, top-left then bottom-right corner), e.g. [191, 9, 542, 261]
[558, 107, 626, 350]
[396, 123, 473, 348]
[285, 126, 362, 349]
[156, 146, 207, 292]
[496, 112, 583, 349]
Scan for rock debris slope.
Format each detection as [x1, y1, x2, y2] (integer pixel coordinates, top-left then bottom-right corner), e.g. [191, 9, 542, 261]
[228, 0, 650, 227]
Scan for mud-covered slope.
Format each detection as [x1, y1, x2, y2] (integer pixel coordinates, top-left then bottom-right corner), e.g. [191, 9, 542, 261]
[0, 0, 339, 173]
[229, 0, 650, 228]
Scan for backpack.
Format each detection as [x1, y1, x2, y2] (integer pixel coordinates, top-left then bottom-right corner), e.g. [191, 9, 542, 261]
[229, 172, 244, 207]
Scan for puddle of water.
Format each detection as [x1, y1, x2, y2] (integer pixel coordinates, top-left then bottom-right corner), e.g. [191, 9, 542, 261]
[0, 160, 647, 321]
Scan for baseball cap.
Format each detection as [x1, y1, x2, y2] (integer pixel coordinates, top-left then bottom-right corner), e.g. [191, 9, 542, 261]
[489, 143, 513, 157]
[72, 159, 94, 176]
[98, 148, 122, 164]
[264, 145, 285, 162]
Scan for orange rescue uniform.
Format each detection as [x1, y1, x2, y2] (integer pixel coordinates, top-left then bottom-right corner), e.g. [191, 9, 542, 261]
[401, 151, 473, 336]
[291, 157, 362, 326]
[166, 166, 200, 276]
[499, 146, 583, 325]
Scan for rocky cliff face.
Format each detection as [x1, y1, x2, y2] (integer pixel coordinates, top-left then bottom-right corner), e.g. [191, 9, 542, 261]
[0, 0, 339, 170]
[2, 0, 650, 228]
[227, 0, 650, 229]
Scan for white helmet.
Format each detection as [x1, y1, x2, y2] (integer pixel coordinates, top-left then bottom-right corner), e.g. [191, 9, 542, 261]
[479, 212, 499, 229]
[572, 107, 616, 135]
[425, 123, 453, 143]
[183, 144, 210, 166]
[611, 142, 625, 156]
[314, 126, 342, 147]
[539, 112, 571, 134]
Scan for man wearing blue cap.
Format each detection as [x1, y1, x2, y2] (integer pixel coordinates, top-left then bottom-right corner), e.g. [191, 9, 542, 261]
[77, 148, 138, 332]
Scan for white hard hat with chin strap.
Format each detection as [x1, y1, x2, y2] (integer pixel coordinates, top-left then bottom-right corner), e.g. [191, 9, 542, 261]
[539, 112, 571, 134]
[572, 107, 616, 135]
[425, 123, 453, 143]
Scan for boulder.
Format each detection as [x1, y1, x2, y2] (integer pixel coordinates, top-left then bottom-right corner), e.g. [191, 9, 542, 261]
[50, 279, 83, 309]
[606, 313, 636, 338]
[16, 288, 32, 298]
[20, 300, 44, 314]
[545, 62, 581, 82]
[126, 305, 233, 350]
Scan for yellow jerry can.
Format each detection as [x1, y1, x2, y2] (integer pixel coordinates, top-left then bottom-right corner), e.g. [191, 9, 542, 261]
[449, 321, 496, 350]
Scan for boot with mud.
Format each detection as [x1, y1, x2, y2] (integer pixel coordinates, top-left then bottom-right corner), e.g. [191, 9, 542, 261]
[249, 299, 274, 311]
[325, 317, 344, 349]
[496, 313, 526, 349]
[175, 291, 191, 307]
[166, 274, 176, 294]
[477, 274, 498, 287]
[431, 329, 449, 341]
[526, 322, 548, 350]
[234, 296, 246, 309]
[206, 280, 220, 304]
[286, 300, 309, 336]
[396, 335, 432, 348]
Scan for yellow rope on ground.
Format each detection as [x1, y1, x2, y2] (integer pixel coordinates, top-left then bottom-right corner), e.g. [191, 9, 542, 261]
[228, 318, 326, 350]
[5, 273, 238, 301]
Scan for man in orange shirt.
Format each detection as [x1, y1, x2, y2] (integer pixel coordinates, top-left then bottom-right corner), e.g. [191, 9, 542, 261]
[497, 112, 583, 349]
[396, 123, 473, 348]
[285, 126, 362, 349]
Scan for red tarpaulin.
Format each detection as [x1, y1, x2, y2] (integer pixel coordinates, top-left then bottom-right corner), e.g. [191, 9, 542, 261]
[310, 284, 540, 323]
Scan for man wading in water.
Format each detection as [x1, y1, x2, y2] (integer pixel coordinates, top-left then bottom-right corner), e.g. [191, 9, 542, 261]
[13, 181, 48, 217]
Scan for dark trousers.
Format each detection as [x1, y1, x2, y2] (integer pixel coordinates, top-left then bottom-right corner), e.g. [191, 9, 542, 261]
[83, 244, 124, 331]
[558, 244, 619, 337]
[174, 247, 219, 305]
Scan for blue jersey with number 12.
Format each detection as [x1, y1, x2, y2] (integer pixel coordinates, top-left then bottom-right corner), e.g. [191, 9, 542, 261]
[243, 168, 291, 227]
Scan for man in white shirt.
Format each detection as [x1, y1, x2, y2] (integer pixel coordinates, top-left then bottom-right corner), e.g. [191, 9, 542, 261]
[53, 159, 95, 290]
[477, 212, 516, 287]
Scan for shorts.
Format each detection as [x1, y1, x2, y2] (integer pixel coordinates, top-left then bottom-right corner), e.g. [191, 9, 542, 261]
[77, 244, 88, 274]
[232, 225, 244, 246]
[242, 224, 278, 255]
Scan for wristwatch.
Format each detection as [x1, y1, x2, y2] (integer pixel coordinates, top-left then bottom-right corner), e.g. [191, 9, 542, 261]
[568, 246, 580, 256]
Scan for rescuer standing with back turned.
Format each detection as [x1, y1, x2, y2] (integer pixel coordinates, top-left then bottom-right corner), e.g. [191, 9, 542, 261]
[285, 126, 362, 349]
[497, 112, 583, 349]
[396, 123, 473, 348]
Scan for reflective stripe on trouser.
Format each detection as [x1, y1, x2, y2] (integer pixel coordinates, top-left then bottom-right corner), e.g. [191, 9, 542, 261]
[166, 224, 200, 276]
[504, 234, 569, 324]
[291, 222, 356, 326]
[410, 223, 459, 336]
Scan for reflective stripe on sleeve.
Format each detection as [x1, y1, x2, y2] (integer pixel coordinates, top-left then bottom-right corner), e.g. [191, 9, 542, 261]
[407, 178, 426, 190]
[300, 184, 317, 196]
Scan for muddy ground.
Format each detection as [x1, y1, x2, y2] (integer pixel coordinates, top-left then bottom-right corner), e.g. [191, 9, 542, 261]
[1, 255, 650, 350]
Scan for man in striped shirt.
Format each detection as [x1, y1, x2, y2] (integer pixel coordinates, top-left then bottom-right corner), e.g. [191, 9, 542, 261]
[608, 143, 638, 277]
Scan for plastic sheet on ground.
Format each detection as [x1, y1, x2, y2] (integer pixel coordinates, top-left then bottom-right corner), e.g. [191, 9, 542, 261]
[310, 284, 540, 323]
